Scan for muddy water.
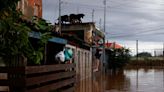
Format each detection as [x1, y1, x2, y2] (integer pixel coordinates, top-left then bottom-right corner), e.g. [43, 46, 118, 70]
[105, 69, 164, 92]
[76, 68, 164, 92]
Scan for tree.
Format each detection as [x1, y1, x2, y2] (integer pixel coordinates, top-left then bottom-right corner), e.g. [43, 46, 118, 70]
[136, 52, 152, 57]
[0, 0, 52, 66]
[107, 48, 131, 70]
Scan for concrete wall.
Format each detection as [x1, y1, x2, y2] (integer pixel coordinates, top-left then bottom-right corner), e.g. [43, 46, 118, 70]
[55, 23, 105, 45]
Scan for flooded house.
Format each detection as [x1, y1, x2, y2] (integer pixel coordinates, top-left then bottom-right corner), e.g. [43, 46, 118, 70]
[0, 0, 106, 91]
[55, 21, 105, 92]
[0, 1, 76, 92]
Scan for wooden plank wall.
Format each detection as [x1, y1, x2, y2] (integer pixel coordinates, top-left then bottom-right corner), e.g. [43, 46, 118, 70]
[76, 48, 92, 92]
[0, 64, 76, 92]
[65, 44, 92, 92]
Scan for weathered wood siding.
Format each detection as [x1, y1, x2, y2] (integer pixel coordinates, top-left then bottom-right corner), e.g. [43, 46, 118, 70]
[66, 44, 92, 92]
[0, 64, 76, 92]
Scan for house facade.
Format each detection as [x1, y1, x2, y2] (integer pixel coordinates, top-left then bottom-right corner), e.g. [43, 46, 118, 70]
[17, 0, 42, 19]
[55, 22, 105, 92]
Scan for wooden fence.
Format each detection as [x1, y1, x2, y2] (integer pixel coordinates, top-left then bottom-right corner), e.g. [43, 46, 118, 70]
[0, 63, 76, 92]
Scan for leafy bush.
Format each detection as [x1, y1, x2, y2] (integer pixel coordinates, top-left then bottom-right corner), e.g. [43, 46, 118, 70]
[107, 48, 131, 69]
[0, 0, 52, 65]
[135, 52, 152, 57]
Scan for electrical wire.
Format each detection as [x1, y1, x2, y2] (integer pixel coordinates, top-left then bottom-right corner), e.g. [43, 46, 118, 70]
[109, 0, 164, 9]
[67, 1, 164, 13]
[43, 0, 164, 41]
[106, 24, 164, 36]
[106, 27, 164, 39]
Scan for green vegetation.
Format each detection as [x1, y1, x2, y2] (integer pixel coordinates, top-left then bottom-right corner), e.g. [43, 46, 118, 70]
[128, 60, 164, 66]
[0, 0, 52, 66]
[136, 52, 152, 57]
[107, 48, 131, 70]
[127, 58, 164, 67]
[127, 51, 164, 67]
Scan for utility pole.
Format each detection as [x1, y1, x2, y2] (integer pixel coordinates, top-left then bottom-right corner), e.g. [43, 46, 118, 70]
[103, 0, 106, 71]
[154, 50, 156, 57]
[136, 40, 138, 61]
[113, 42, 116, 49]
[92, 9, 95, 22]
[103, 0, 106, 65]
[59, 0, 62, 33]
[104, 0, 106, 33]
[163, 43, 164, 60]
[99, 18, 102, 30]
[136, 40, 139, 89]
[102, 0, 106, 92]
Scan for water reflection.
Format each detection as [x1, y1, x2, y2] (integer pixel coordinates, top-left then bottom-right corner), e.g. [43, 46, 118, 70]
[106, 68, 164, 92]
[93, 72, 103, 92]
[105, 70, 130, 92]
[76, 68, 164, 92]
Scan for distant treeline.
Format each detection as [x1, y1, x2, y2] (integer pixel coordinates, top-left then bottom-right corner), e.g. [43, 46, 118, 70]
[126, 58, 164, 68]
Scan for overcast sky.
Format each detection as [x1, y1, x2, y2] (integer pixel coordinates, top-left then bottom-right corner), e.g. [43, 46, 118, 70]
[42, 0, 164, 55]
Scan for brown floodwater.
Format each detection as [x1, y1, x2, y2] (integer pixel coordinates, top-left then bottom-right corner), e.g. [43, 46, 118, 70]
[76, 68, 164, 92]
[105, 68, 164, 92]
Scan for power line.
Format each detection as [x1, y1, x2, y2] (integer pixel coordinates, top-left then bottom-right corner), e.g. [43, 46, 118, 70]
[49, 0, 164, 40]
[108, 21, 160, 30]
[106, 24, 164, 36]
[107, 27, 164, 38]
[108, 0, 164, 10]
[72, 2, 164, 13]
[109, 8, 164, 13]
